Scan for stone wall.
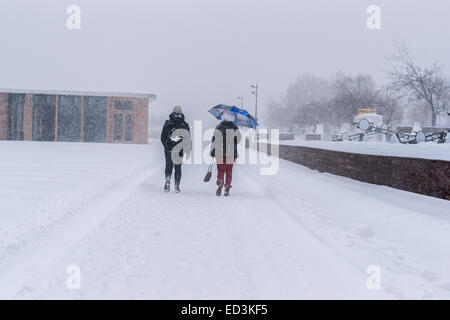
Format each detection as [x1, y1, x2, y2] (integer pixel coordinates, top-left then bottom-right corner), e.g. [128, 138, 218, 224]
[260, 143, 450, 200]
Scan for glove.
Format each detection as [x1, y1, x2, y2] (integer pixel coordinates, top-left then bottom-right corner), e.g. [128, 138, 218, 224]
[170, 135, 182, 142]
[185, 152, 191, 160]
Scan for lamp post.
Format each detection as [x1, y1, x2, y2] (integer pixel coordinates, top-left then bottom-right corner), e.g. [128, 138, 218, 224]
[237, 96, 244, 108]
[251, 84, 258, 122]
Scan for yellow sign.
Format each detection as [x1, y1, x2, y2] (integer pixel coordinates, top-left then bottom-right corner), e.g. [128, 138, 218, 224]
[358, 108, 376, 115]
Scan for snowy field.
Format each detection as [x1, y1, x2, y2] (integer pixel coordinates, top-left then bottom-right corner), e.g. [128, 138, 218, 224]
[0, 140, 449, 299]
[281, 140, 450, 161]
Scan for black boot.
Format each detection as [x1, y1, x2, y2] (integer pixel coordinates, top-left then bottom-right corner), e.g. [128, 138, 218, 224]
[216, 181, 224, 197]
[164, 179, 170, 193]
[175, 182, 181, 193]
[224, 185, 231, 197]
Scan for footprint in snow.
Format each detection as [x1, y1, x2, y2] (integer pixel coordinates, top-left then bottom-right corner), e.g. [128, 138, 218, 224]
[353, 224, 375, 238]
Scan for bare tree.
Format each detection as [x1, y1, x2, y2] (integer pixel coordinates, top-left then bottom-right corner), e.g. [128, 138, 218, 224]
[374, 90, 403, 126]
[332, 73, 380, 124]
[265, 74, 333, 132]
[264, 96, 291, 131]
[285, 74, 333, 130]
[387, 44, 449, 126]
[266, 73, 401, 132]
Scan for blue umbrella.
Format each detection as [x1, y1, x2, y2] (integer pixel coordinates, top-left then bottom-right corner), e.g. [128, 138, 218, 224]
[208, 104, 258, 128]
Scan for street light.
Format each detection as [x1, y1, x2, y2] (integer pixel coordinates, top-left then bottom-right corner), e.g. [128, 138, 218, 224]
[237, 96, 243, 108]
[251, 84, 258, 123]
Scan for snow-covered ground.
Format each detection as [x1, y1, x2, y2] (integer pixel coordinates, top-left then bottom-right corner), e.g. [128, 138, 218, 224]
[281, 140, 450, 161]
[1, 140, 449, 299]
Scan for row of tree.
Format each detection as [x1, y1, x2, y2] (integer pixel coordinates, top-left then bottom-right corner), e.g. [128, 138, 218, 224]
[265, 44, 450, 132]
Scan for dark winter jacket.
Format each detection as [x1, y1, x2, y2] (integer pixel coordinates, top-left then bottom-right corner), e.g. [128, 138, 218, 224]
[161, 112, 192, 155]
[210, 120, 242, 159]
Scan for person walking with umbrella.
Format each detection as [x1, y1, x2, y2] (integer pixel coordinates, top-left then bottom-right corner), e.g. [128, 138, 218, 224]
[207, 105, 257, 196]
[210, 111, 242, 197]
[160, 106, 191, 193]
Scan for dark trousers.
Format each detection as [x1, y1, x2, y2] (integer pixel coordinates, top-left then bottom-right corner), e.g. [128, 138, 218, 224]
[165, 150, 182, 184]
[217, 158, 234, 187]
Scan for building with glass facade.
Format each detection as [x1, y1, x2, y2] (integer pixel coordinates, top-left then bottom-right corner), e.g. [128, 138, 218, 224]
[0, 89, 156, 144]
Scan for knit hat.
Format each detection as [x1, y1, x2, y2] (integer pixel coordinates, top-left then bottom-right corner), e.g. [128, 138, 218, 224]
[173, 106, 182, 113]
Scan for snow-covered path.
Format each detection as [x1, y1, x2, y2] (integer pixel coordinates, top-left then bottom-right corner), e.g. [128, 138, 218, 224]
[1, 141, 449, 299]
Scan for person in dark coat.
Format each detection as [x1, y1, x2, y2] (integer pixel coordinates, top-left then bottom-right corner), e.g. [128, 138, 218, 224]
[210, 112, 241, 196]
[161, 106, 191, 193]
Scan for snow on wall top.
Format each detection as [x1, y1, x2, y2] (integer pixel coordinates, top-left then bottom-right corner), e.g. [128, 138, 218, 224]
[0, 88, 157, 101]
[280, 140, 450, 161]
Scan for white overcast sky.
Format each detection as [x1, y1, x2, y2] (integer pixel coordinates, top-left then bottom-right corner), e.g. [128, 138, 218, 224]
[0, 0, 449, 126]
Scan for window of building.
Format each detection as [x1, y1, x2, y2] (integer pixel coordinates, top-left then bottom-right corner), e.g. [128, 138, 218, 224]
[58, 95, 82, 142]
[114, 114, 123, 141]
[125, 114, 134, 141]
[114, 100, 134, 111]
[8, 94, 25, 141]
[32, 94, 56, 141]
[84, 96, 107, 142]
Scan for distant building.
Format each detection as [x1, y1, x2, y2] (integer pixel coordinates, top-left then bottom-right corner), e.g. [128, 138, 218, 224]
[0, 89, 156, 144]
